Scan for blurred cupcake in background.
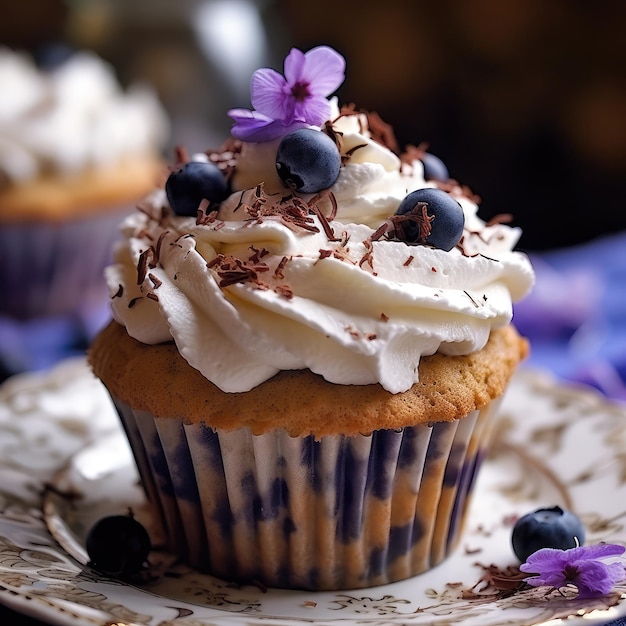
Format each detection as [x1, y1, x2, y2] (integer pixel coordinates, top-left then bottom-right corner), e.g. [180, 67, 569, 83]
[0, 45, 169, 376]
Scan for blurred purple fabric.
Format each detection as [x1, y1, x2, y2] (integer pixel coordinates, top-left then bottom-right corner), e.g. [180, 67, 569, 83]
[514, 230, 626, 404]
[0, 305, 110, 380]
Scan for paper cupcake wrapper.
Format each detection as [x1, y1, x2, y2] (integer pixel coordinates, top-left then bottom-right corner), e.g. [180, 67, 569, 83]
[0, 207, 130, 320]
[113, 396, 501, 590]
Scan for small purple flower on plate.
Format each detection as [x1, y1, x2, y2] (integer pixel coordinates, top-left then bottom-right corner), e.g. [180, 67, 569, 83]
[520, 543, 626, 598]
[228, 46, 345, 142]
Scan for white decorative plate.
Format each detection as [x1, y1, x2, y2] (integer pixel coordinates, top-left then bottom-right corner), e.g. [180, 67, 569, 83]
[1, 358, 626, 626]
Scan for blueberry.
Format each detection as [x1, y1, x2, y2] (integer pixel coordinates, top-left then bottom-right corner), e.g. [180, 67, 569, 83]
[393, 188, 464, 251]
[512, 506, 586, 562]
[165, 161, 229, 216]
[276, 129, 341, 193]
[86, 513, 151, 579]
[421, 152, 449, 182]
[33, 42, 76, 71]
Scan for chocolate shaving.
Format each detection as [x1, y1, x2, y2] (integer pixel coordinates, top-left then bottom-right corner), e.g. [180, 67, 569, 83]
[342, 143, 367, 164]
[344, 324, 361, 339]
[486, 213, 513, 226]
[464, 290, 480, 307]
[366, 110, 400, 153]
[396, 143, 483, 204]
[137, 248, 157, 285]
[307, 199, 337, 241]
[318, 249, 333, 261]
[234, 190, 246, 212]
[174, 145, 190, 165]
[400, 142, 429, 166]
[322, 121, 343, 149]
[463, 563, 528, 598]
[112, 284, 123, 299]
[196, 199, 219, 226]
[380, 312, 389, 322]
[154, 231, 169, 265]
[136, 199, 165, 222]
[128, 297, 142, 309]
[403, 255, 414, 267]
[146, 292, 159, 302]
[336, 104, 399, 153]
[434, 178, 481, 204]
[204, 137, 242, 183]
[237, 185, 339, 241]
[359, 239, 376, 273]
[245, 186, 320, 233]
[148, 273, 162, 289]
[369, 222, 389, 242]
[248, 245, 270, 264]
[207, 254, 270, 288]
[274, 285, 294, 299]
[326, 191, 338, 221]
[389, 203, 434, 243]
[479, 254, 500, 262]
[274, 256, 289, 278]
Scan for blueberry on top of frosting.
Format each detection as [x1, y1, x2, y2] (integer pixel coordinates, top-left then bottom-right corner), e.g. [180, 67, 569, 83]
[165, 161, 229, 217]
[276, 129, 341, 193]
[392, 188, 465, 251]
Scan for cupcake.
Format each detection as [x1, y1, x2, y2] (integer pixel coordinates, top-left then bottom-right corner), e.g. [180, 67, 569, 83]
[0, 46, 168, 371]
[88, 46, 534, 590]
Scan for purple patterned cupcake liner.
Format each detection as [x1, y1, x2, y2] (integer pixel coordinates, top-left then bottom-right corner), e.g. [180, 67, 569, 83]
[113, 394, 501, 590]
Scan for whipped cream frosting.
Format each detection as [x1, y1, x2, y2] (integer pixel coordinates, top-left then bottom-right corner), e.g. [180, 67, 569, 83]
[106, 107, 534, 394]
[0, 48, 168, 187]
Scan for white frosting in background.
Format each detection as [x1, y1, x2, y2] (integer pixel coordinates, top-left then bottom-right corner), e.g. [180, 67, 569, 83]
[0, 48, 169, 186]
[106, 109, 534, 394]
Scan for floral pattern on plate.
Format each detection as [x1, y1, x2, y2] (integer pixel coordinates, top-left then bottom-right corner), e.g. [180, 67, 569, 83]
[1, 358, 626, 626]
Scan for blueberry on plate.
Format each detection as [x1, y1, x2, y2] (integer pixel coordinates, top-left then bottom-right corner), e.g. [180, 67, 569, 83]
[165, 161, 229, 217]
[421, 151, 449, 182]
[86, 512, 151, 579]
[393, 188, 464, 251]
[512, 505, 586, 562]
[276, 128, 341, 194]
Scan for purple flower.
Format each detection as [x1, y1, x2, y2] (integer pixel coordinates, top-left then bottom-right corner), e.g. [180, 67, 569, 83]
[228, 46, 345, 142]
[520, 543, 626, 598]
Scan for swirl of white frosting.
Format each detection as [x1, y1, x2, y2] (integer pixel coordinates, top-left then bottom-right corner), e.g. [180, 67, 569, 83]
[106, 108, 534, 393]
[0, 48, 169, 186]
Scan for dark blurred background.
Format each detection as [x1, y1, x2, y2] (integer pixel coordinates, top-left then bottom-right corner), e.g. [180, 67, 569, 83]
[2, 0, 623, 252]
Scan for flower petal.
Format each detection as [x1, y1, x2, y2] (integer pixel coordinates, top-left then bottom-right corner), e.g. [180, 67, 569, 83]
[574, 560, 622, 598]
[300, 45, 346, 96]
[520, 543, 626, 599]
[520, 544, 625, 574]
[250, 68, 289, 118]
[520, 548, 569, 574]
[524, 571, 567, 588]
[227, 108, 276, 141]
[228, 108, 310, 142]
[293, 95, 332, 126]
[283, 47, 307, 85]
[573, 543, 626, 560]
